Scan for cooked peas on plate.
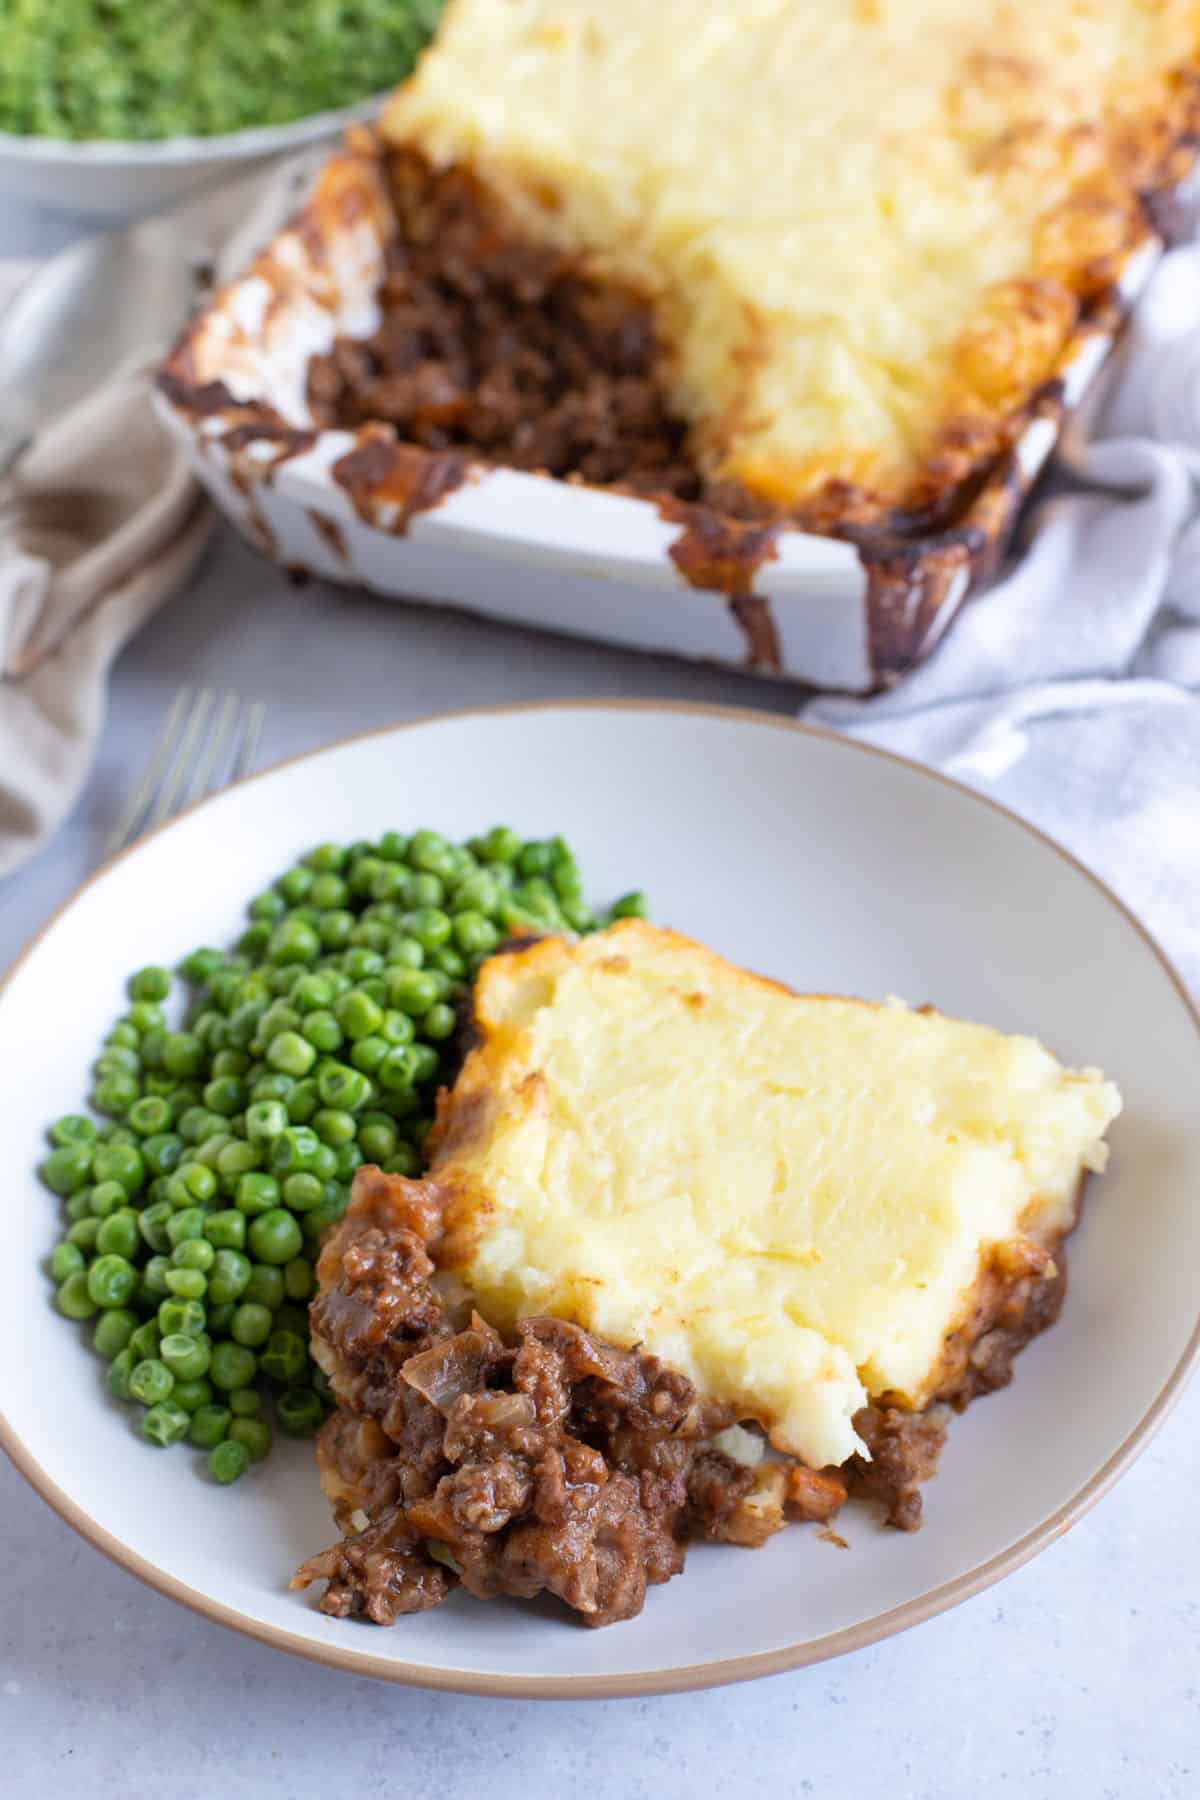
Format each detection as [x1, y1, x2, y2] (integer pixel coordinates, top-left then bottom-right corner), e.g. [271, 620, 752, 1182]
[39, 826, 648, 1484]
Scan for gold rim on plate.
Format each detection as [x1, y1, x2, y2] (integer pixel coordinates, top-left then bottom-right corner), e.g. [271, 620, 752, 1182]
[2, 698, 1197, 1698]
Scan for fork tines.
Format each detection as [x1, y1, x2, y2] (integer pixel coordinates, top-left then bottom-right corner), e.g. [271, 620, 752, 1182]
[104, 687, 265, 859]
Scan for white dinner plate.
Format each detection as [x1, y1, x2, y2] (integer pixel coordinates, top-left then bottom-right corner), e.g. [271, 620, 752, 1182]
[2, 702, 1198, 1697]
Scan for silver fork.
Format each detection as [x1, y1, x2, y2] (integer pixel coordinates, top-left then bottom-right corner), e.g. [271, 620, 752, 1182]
[104, 687, 266, 859]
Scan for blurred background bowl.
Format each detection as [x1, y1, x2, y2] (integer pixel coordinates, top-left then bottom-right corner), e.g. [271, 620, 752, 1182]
[0, 94, 386, 223]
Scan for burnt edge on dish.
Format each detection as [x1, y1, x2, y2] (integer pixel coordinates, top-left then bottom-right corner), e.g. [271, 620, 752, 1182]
[293, 1161, 1075, 1630]
[157, 119, 1199, 687]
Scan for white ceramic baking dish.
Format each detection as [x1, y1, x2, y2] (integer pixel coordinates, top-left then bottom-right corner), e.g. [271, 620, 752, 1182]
[156, 133, 1165, 692]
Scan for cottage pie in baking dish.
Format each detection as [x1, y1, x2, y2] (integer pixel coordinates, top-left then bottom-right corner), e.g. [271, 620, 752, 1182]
[363, 0, 1200, 522]
[295, 924, 1121, 1628]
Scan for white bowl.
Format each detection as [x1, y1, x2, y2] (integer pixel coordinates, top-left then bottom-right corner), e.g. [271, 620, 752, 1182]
[0, 95, 386, 222]
[1, 703, 1197, 1696]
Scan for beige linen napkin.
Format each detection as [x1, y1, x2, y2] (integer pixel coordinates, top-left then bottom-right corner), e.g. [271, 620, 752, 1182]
[0, 153, 321, 880]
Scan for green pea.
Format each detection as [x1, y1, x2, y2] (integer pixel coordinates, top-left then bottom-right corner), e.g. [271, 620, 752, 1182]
[217, 1139, 262, 1193]
[319, 909, 355, 951]
[382, 1144, 421, 1178]
[207, 1301, 235, 1337]
[67, 1217, 101, 1253]
[87, 1254, 138, 1310]
[211, 1048, 251, 1080]
[268, 1126, 319, 1174]
[205, 1209, 246, 1250]
[49, 1239, 86, 1282]
[108, 1346, 137, 1400]
[208, 1438, 250, 1483]
[142, 1132, 184, 1176]
[138, 1200, 174, 1254]
[142, 1400, 190, 1447]
[244, 1100, 287, 1145]
[357, 1113, 398, 1163]
[453, 911, 499, 958]
[284, 1257, 315, 1301]
[125, 1001, 166, 1035]
[49, 1113, 98, 1149]
[172, 1237, 215, 1273]
[190, 1404, 232, 1448]
[64, 1191, 93, 1222]
[209, 1248, 253, 1305]
[266, 1030, 317, 1078]
[164, 1268, 207, 1300]
[259, 1332, 307, 1382]
[93, 1306, 138, 1359]
[334, 1142, 362, 1181]
[161, 1031, 203, 1078]
[179, 946, 225, 984]
[346, 1033, 388, 1074]
[334, 988, 383, 1042]
[281, 1172, 323, 1213]
[277, 1387, 324, 1437]
[244, 1263, 285, 1311]
[171, 1377, 214, 1414]
[560, 898, 595, 932]
[377, 1046, 416, 1092]
[236, 1171, 281, 1216]
[128, 965, 170, 1003]
[40, 1142, 93, 1196]
[179, 1160, 219, 1204]
[307, 872, 348, 911]
[408, 1043, 441, 1086]
[194, 1132, 235, 1170]
[480, 825, 522, 864]
[210, 1342, 257, 1393]
[92, 1073, 140, 1116]
[249, 888, 287, 923]
[166, 1206, 207, 1247]
[422, 1002, 457, 1042]
[95, 1045, 140, 1078]
[316, 1062, 371, 1112]
[286, 1078, 320, 1124]
[85, 1178, 120, 1219]
[300, 1009, 343, 1055]
[452, 872, 500, 916]
[301, 1194, 348, 1243]
[229, 1387, 262, 1417]
[229, 1417, 272, 1462]
[231, 1301, 273, 1348]
[248, 1209, 303, 1266]
[267, 917, 320, 966]
[387, 937, 425, 971]
[342, 947, 385, 981]
[92, 1141, 145, 1195]
[129, 1358, 174, 1406]
[386, 968, 439, 1017]
[142, 1254, 172, 1301]
[160, 1331, 212, 1381]
[203, 1075, 247, 1117]
[611, 890, 650, 920]
[128, 1320, 162, 1362]
[311, 1107, 355, 1148]
[96, 1209, 141, 1260]
[177, 1105, 218, 1144]
[157, 1297, 206, 1338]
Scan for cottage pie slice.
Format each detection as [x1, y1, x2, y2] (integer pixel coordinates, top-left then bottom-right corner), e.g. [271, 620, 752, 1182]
[297, 923, 1119, 1626]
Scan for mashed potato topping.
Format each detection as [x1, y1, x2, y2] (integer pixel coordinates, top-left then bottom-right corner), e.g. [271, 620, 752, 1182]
[429, 924, 1122, 1470]
[384, 0, 1200, 509]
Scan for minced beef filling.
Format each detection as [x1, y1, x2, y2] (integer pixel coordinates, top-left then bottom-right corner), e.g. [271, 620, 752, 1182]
[294, 1166, 1069, 1626]
[307, 150, 768, 516]
[294, 1168, 845, 1629]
